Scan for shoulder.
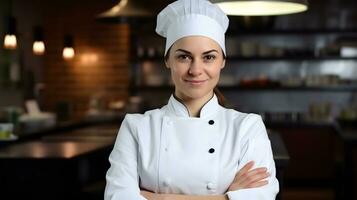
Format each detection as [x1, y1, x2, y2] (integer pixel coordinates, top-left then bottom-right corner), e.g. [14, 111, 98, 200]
[118, 109, 163, 139]
[123, 108, 163, 123]
[221, 107, 262, 125]
[222, 108, 267, 139]
[122, 107, 165, 127]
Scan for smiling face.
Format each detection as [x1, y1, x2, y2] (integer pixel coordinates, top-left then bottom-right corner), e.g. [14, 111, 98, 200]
[165, 36, 225, 102]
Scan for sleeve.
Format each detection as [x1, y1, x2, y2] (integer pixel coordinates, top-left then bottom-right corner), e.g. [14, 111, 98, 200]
[226, 114, 279, 200]
[104, 114, 147, 200]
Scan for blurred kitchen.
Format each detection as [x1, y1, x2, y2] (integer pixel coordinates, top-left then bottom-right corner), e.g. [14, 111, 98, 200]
[1, 0, 357, 199]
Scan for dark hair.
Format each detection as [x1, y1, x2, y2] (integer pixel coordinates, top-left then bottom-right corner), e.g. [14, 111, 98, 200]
[214, 87, 226, 106]
[165, 47, 227, 107]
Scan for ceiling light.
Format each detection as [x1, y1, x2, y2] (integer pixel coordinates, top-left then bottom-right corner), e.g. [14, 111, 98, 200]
[3, 16, 17, 49]
[33, 26, 45, 55]
[211, 0, 308, 16]
[63, 35, 75, 60]
[97, 0, 153, 20]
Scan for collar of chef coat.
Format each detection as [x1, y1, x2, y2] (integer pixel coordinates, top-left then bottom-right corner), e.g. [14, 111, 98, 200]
[167, 94, 220, 118]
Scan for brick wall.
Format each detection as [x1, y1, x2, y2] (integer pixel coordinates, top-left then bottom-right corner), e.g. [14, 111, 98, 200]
[42, 0, 130, 120]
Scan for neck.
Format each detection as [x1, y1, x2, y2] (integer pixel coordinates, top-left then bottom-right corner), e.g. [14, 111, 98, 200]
[174, 91, 214, 117]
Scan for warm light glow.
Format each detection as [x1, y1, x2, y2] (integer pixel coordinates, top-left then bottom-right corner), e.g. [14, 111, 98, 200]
[3, 34, 17, 49]
[81, 53, 99, 64]
[113, 0, 128, 12]
[101, 0, 128, 16]
[63, 47, 75, 60]
[33, 41, 45, 55]
[62, 142, 79, 158]
[215, 1, 308, 16]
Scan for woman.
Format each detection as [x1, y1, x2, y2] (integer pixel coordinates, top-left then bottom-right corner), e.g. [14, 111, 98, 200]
[104, 0, 279, 199]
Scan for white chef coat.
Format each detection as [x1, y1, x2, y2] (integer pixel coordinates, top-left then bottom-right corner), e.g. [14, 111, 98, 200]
[105, 94, 279, 200]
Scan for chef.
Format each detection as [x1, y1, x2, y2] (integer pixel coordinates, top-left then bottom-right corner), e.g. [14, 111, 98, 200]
[104, 0, 279, 199]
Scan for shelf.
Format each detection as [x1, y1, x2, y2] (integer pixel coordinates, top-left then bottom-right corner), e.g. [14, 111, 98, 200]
[137, 85, 357, 92]
[131, 56, 357, 62]
[220, 85, 357, 91]
[227, 56, 357, 61]
[265, 120, 336, 129]
[226, 29, 357, 36]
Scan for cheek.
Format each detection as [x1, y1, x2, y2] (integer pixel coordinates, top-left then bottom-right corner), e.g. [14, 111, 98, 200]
[169, 67, 181, 85]
[206, 64, 222, 78]
[170, 64, 188, 79]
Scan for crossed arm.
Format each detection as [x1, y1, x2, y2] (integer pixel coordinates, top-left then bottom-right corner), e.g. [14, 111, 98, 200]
[105, 114, 277, 200]
[141, 161, 270, 200]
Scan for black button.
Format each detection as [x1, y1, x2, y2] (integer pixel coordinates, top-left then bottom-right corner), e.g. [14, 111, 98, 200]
[209, 148, 215, 153]
[208, 120, 214, 125]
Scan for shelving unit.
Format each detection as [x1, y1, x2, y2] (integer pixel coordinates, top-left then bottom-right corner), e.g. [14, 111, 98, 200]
[138, 85, 357, 92]
[127, 26, 357, 115]
[135, 55, 357, 62]
[227, 56, 357, 61]
[226, 29, 357, 36]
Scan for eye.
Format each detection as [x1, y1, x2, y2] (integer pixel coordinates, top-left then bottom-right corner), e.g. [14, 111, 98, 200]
[177, 54, 192, 61]
[203, 54, 216, 62]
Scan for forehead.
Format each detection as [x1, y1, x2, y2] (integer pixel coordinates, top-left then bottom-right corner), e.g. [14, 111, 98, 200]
[171, 36, 221, 52]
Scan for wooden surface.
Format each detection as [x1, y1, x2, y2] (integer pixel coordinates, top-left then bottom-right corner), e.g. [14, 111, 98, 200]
[0, 141, 112, 159]
[0, 123, 289, 200]
[0, 124, 119, 159]
[0, 124, 289, 165]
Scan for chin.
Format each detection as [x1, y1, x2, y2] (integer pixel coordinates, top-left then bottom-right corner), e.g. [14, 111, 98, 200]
[179, 87, 213, 100]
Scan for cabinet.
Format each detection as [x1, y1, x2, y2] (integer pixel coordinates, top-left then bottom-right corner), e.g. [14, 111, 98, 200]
[129, 28, 357, 116]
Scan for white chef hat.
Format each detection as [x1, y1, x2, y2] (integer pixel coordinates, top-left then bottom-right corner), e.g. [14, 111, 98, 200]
[156, 0, 229, 56]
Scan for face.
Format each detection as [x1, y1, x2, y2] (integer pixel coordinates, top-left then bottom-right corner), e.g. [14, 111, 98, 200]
[165, 36, 225, 102]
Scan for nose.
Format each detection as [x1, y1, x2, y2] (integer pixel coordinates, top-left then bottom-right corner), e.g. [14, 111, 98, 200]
[188, 60, 203, 76]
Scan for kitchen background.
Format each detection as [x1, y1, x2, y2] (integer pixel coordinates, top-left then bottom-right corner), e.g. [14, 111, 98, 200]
[1, 0, 357, 199]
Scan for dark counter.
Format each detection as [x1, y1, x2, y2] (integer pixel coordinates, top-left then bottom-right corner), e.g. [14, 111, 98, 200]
[0, 119, 289, 200]
[0, 122, 120, 200]
[335, 125, 357, 200]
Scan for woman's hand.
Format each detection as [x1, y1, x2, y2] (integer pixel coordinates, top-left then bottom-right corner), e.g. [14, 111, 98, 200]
[141, 190, 165, 200]
[228, 161, 270, 191]
[142, 190, 228, 200]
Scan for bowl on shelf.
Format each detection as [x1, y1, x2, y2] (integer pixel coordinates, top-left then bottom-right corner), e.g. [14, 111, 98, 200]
[19, 112, 56, 134]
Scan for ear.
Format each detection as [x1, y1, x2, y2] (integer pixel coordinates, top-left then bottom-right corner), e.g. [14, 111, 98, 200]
[165, 60, 170, 69]
[221, 59, 226, 69]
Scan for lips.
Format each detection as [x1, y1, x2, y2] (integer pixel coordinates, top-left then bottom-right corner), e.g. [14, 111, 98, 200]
[185, 79, 207, 85]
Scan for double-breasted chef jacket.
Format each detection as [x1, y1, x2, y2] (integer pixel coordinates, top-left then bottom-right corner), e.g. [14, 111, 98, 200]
[105, 94, 279, 200]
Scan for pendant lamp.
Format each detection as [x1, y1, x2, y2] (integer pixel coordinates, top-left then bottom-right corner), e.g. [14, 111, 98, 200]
[63, 35, 75, 60]
[97, 0, 153, 22]
[33, 26, 45, 55]
[211, 0, 308, 16]
[3, 16, 17, 49]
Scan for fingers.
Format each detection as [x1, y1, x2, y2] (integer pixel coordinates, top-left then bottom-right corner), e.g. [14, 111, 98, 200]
[247, 180, 269, 188]
[141, 190, 163, 200]
[240, 168, 270, 186]
[229, 162, 271, 191]
[242, 167, 269, 182]
[235, 161, 255, 178]
[140, 191, 150, 198]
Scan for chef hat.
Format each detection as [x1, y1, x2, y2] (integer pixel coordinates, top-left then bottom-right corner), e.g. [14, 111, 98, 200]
[156, 0, 229, 56]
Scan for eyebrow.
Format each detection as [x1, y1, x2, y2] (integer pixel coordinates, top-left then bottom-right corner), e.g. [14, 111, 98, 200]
[175, 49, 219, 55]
